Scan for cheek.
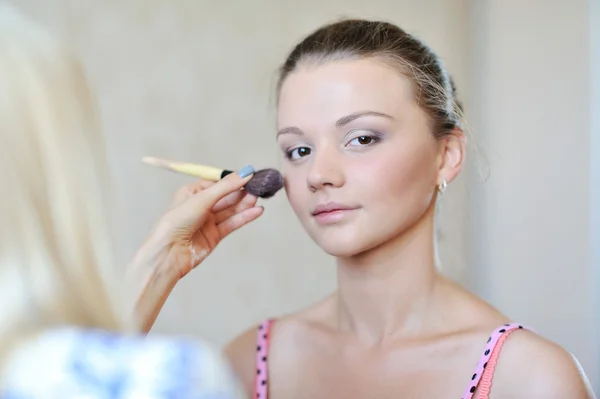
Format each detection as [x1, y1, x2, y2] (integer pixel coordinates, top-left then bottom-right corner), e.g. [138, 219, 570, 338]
[356, 144, 437, 204]
[283, 167, 308, 215]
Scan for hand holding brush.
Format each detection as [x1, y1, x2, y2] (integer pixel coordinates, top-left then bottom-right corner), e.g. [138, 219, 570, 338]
[142, 156, 284, 199]
[132, 165, 265, 332]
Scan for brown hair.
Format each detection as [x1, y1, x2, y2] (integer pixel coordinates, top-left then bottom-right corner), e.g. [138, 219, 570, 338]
[277, 19, 463, 139]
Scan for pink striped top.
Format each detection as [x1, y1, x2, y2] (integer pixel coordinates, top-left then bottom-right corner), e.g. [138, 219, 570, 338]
[253, 320, 527, 399]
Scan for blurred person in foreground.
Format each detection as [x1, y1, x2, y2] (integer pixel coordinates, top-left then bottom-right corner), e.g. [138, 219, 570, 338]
[0, 5, 263, 398]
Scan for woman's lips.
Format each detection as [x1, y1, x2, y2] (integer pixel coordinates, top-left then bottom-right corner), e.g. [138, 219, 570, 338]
[311, 202, 359, 224]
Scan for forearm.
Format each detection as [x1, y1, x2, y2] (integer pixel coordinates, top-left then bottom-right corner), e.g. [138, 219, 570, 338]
[129, 227, 179, 333]
[134, 262, 179, 333]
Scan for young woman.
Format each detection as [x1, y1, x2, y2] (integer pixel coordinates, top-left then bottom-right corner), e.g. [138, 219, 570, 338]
[139, 19, 595, 399]
[0, 5, 263, 398]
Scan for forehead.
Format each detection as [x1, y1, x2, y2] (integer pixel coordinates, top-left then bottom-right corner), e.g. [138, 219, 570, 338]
[277, 58, 415, 127]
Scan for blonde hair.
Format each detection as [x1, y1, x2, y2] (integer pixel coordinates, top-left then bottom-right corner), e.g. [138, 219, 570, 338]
[0, 4, 128, 361]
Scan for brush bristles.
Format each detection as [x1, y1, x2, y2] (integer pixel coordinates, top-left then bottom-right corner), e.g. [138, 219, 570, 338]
[246, 168, 284, 198]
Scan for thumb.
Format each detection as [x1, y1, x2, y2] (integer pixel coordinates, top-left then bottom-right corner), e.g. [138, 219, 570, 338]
[199, 165, 255, 209]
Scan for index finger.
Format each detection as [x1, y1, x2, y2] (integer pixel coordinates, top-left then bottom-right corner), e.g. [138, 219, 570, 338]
[200, 165, 255, 208]
[211, 190, 248, 213]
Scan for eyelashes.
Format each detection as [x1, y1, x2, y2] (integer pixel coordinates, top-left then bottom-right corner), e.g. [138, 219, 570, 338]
[284, 130, 383, 161]
[286, 146, 312, 160]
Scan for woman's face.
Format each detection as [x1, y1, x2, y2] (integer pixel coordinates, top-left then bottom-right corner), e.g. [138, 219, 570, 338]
[277, 59, 454, 258]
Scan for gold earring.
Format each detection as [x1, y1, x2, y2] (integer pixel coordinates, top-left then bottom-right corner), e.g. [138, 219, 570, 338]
[438, 178, 447, 194]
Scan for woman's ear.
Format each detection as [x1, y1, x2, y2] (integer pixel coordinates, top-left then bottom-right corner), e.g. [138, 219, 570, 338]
[437, 128, 465, 186]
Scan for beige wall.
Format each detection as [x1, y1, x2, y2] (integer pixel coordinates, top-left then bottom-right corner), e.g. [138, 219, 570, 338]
[466, 0, 598, 389]
[10, 0, 597, 392]
[593, 0, 600, 390]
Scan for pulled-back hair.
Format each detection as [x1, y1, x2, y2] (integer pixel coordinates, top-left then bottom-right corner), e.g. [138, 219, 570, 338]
[277, 19, 464, 139]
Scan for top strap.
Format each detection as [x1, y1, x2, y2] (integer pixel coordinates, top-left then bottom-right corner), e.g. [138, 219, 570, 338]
[254, 319, 530, 399]
[254, 319, 274, 399]
[461, 322, 530, 399]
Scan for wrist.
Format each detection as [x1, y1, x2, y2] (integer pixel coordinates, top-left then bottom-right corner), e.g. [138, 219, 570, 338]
[129, 221, 177, 284]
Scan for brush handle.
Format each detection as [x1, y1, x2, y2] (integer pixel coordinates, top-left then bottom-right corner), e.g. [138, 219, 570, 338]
[165, 161, 233, 181]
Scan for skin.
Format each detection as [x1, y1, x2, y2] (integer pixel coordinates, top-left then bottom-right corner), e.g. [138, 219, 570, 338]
[220, 59, 594, 398]
[132, 172, 263, 332]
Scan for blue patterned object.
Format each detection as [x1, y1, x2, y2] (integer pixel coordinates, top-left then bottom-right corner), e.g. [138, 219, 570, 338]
[0, 328, 244, 399]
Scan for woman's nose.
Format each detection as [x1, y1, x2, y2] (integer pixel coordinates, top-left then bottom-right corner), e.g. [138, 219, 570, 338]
[306, 148, 345, 192]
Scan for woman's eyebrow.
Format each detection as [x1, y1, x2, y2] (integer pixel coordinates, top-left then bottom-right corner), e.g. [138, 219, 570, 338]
[277, 126, 303, 137]
[277, 110, 393, 138]
[335, 110, 393, 126]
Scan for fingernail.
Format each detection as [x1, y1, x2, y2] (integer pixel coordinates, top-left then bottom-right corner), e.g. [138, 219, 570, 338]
[237, 165, 255, 178]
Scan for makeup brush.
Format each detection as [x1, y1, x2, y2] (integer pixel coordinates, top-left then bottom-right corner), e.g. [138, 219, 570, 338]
[142, 156, 284, 199]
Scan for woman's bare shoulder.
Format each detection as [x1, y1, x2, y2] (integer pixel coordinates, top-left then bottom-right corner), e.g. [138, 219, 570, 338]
[437, 281, 594, 396]
[488, 329, 595, 398]
[224, 323, 261, 397]
[223, 296, 335, 396]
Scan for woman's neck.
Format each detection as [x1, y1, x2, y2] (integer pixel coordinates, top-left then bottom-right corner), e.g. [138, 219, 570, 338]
[334, 211, 443, 345]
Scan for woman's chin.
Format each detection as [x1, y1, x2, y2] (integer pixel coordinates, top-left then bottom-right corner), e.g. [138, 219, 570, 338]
[321, 246, 359, 258]
[312, 234, 372, 258]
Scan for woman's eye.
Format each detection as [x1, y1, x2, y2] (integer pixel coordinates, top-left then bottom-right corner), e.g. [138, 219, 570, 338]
[287, 147, 312, 160]
[348, 135, 376, 146]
